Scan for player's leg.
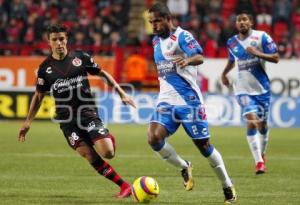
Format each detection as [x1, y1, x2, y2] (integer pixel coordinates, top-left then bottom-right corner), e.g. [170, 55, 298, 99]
[237, 94, 265, 174]
[61, 120, 130, 198]
[256, 93, 271, 162]
[82, 116, 131, 198]
[245, 113, 265, 174]
[148, 104, 192, 189]
[75, 141, 131, 198]
[192, 139, 236, 203]
[148, 122, 189, 169]
[93, 136, 115, 159]
[79, 112, 116, 159]
[148, 122, 193, 190]
[257, 120, 269, 162]
[180, 105, 236, 202]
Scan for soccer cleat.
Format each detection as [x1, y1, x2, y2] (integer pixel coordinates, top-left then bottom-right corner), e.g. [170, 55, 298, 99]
[223, 186, 237, 204]
[116, 183, 132, 198]
[255, 161, 266, 175]
[181, 161, 194, 191]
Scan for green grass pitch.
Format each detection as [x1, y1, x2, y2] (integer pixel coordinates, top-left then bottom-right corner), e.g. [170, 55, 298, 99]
[0, 121, 299, 205]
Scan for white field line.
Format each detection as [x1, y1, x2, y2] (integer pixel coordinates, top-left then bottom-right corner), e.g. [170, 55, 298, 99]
[2, 153, 300, 160]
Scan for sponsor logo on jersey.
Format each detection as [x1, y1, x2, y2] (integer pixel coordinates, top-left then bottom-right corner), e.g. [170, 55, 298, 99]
[37, 78, 45, 85]
[233, 46, 239, 53]
[98, 128, 107, 135]
[237, 58, 260, 70]
[46, 67, 52, 74]
[87, 121, 96, 132]
[52, 76, 83, 93]
[156, 61, 177, 77]
[188, 42, 196, 49]
[72, 57, 82, 67]
[267, 42, 277, 51]
[228, 39, 238, 48]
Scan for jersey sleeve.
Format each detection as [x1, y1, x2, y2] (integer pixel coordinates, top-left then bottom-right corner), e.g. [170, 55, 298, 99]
[178, 31, 203, 57]
[261, 32, 278, 54]
[82, 52, 102, 75]
[36, 68, 50, 93]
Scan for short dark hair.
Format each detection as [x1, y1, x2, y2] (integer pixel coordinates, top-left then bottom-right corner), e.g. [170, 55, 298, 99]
[46, 24, 68, 38]
[149, 3, 171, 19]
[236, 10, 254, 21]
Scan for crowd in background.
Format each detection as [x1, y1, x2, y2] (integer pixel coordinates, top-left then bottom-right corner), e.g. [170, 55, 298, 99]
[1, 0, 300, 58]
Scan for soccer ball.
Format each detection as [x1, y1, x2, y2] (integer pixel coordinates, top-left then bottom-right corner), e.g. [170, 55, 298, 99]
[131, 176, 159, 203]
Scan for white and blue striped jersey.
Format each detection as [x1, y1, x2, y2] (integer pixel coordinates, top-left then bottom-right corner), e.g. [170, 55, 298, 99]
[152, 27, 204, 106]
[227, 29, 278, 95]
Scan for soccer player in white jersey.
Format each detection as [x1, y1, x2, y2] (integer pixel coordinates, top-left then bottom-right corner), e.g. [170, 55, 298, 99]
[147, 3, 236, 203]
[221, 11, 279, 174]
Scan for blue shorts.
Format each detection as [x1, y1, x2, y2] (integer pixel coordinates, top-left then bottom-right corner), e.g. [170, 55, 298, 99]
[150, 102, 210, 139]
[236, 92, 271, 121]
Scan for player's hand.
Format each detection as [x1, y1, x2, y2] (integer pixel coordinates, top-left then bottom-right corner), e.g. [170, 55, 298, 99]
[121, 94, 136, 108]
[173, 56, 189, 68]
[221, 74, 231, 87]
[18, 123, 30, 142]
[246, 46, 260, 56]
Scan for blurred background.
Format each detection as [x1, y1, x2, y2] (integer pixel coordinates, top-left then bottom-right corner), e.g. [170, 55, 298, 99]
[0, 0, 300, 127]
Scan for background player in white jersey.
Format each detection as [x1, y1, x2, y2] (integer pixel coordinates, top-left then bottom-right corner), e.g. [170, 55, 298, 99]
[221, 11, 279, 174]
[147, 3, 236, 203]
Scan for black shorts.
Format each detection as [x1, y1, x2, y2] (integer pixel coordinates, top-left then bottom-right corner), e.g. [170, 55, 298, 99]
[60, 110, 109, 149]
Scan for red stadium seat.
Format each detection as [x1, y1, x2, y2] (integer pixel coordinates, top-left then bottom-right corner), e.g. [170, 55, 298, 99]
[218, 47, 228, 58]
[273, 21, 288, 42]
[256, 23, 272, 34]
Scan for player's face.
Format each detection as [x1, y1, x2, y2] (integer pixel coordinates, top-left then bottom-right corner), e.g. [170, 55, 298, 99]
[48, 32, 68, 56]
[148, 12, 169, 37]
[236, 14, 253, 34]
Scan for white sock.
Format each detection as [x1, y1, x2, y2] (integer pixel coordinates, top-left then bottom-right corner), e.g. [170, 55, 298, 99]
[247, 133, 263, 164]
[258, 130, 269, 155]
[207, 148, 233, 188]
[156, 141, 188, 169]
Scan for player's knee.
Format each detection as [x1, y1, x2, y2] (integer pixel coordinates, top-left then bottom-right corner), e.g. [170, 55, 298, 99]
[102, 150, 115, 159]
[193, 139, 214, 157]
[247, 121, 257, 130]
[148, 130, 161, 145]
[258, 122, 268, 132]
[147, 132, 164, 150]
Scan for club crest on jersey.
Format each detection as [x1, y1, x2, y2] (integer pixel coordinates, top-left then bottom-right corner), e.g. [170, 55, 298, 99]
[250, 41, 257, 47]
[72, 57, 82, 67]
[167, 41, 173, 50]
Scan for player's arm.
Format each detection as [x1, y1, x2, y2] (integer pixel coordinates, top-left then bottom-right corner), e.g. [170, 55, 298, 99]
[221, 60, 235, 87]
[173, 54, 204, 68]
[174, 31, 204, 68]
[246, 32, 279, 63]
[18, 91, 45, 142]
[98, 70, 136, 108]
[246, 47, 279, 63]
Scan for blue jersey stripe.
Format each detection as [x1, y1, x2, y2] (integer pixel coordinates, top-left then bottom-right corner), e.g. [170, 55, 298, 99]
[249, 67, 270, 91]
[154, 40, 166, 63]
[164, 74, 200, 105]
